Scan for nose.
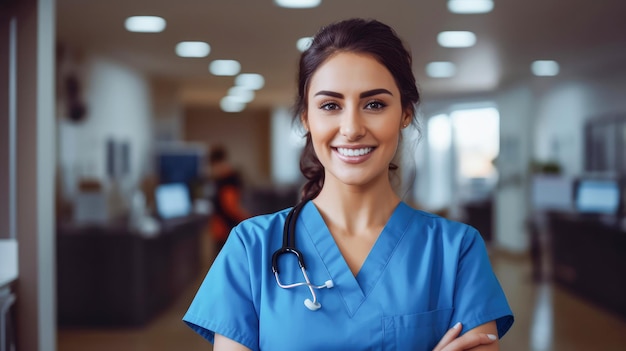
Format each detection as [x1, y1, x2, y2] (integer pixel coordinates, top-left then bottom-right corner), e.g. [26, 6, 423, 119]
[339, 107, 365, 141]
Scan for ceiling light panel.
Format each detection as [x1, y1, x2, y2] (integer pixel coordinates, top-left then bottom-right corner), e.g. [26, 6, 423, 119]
[124, 16, 166, 33]
[531, 60, 560, 76]
[235, 73, 265, 90]
[209, 60, 241, 76]
[437, 31, 477, 48]
[175, 41, 211, 58]
[220, 96, 246, 113]
[426, 62, 457, 78]
[297, 37, 313, 52]
[447, 0, 494, 14]
[275, 0, 321, 8]
[228, 86, 255, 103]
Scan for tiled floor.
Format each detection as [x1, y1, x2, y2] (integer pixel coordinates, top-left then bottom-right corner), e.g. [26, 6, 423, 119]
[57, 242, 626, 351]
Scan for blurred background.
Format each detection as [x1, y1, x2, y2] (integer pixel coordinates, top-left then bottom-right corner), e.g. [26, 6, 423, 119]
[1, 0, 626, 350]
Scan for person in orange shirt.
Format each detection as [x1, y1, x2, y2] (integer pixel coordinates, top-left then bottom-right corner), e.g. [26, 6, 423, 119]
[206, 145, 250, 252]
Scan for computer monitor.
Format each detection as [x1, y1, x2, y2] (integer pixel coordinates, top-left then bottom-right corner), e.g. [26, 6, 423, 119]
[157, 152, 201, 185]
[155, 183, 192, 219]
[531, 175, 574, 211]
[574, 179, 621, 215]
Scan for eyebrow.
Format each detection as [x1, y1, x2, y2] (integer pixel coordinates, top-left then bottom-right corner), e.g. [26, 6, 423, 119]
[313, 88, 394, 99]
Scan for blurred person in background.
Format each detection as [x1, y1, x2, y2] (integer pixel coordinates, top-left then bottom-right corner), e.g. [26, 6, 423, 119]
[184, 18, 513, 351]
[205, 144, 250, 252]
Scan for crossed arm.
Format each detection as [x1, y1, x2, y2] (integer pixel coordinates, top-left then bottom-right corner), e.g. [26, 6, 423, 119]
[214, 320, 499, 351]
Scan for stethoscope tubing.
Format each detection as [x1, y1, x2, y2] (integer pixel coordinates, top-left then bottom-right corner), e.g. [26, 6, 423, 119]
[271, 201, 333, 311]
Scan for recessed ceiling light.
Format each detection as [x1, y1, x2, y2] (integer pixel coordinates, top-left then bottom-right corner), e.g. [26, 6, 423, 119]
[209, 60, 241, 76]
[437, 31, 477, 48]
[220, 96, 246, 113]
[447, 0, 494, 14]
[275, 0, 321, 8]
[228, 86, 255, 103]
[297, 37, 313, 52]
[531, 60, 560, 76]
[175, 41, 210, 58]
[426, 62, 457, 78]
[235, 73, 265, 90]
[124, 16, 166, 33]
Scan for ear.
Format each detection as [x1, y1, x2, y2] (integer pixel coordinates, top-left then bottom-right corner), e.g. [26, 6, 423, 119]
[301, 112, 309, 131]
[401, 110, 412, 128]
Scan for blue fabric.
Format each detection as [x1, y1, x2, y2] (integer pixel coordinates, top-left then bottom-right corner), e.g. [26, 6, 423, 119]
[183, 201, 514, 351]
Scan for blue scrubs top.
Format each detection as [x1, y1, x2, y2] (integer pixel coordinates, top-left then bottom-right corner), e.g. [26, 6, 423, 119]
[184, 201, 514, 351]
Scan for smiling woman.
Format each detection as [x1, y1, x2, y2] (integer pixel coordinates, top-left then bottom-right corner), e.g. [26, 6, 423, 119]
[183, 18, 513, 351]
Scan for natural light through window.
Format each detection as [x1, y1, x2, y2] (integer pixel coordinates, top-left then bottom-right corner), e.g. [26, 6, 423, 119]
[451, 107, 500, 179]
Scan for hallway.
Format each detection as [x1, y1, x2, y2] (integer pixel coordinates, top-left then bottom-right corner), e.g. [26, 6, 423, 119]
[57, 245, 626, 351]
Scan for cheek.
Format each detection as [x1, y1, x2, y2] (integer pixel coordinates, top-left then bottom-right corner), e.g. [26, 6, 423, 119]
[307, 114, 335, 139]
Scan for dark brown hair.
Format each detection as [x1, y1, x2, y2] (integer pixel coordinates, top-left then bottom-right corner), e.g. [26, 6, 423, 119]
[208, 144, 228, 165]
[294, 18, 421, 200]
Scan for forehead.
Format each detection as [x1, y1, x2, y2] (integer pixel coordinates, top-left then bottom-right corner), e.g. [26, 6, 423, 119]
[308, 52, 399, 96]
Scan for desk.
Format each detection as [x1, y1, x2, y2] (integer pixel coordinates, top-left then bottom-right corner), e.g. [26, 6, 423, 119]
[57, 215, 207, 327]
[462, 199, 493, 243]
[546, 212, 626, 319]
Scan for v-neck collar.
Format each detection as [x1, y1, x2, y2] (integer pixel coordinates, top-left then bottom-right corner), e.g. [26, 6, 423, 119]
[298, 201, 414, 316]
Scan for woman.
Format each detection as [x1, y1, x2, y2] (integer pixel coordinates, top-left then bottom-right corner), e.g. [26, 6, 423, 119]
[184, 18, 513, 351]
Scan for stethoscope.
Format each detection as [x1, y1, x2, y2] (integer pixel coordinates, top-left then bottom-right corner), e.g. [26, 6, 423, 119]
[271, 201, 334, 311]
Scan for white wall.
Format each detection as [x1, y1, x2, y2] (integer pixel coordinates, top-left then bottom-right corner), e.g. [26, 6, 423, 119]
[533, 81, 590, 175]
[58, 55, 154, 204]
[533, 70, 626, 176]
[494, 84, 535, 253]
[152, 79, 184, 143]
[270, 107, 304, 186]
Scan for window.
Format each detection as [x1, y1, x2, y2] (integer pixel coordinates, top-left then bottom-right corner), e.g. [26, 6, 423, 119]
[422, 106, 500, 212]
[451, 107, 500, 202]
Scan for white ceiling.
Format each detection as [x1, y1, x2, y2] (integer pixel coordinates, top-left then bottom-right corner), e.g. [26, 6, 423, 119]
[56, 0, 626, 109]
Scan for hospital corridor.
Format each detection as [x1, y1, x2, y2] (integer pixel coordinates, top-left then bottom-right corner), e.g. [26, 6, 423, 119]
[2, 0, 626, 350]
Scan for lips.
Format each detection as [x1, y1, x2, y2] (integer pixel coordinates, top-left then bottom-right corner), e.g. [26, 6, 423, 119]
[332, 146, 375, 164]
[336, 147, 373, 157]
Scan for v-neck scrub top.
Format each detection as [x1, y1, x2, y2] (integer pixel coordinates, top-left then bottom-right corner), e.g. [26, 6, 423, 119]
[184, 201, 514, 351]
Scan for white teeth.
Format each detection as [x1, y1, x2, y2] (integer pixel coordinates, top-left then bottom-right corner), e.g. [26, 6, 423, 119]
[337, 147, 373, 157]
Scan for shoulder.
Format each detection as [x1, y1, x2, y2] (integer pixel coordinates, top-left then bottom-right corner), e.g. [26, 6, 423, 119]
[401, 203, 482, 246]
[403, 203, 478, 233]
[229, 207, 291, 244]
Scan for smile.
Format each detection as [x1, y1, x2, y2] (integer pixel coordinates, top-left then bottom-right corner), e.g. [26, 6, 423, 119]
[336, 147, 374, 157]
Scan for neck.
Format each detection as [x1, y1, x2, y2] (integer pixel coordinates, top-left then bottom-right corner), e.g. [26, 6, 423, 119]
[313, 181, 400, 237]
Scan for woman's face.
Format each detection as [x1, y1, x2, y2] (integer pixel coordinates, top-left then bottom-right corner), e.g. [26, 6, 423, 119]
[303, 52, 410, 190]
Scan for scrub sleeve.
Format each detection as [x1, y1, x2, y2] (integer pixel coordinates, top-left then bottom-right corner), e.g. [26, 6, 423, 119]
[183, 225, 260, 350]
[451, 226, 514, 337]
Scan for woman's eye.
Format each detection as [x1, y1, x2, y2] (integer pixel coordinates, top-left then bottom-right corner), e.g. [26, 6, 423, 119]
[320, 102, 339, 110]
[365, 101, 386, 110]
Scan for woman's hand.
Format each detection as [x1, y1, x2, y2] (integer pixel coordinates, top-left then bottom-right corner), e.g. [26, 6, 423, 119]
[433, 322, 498, 351]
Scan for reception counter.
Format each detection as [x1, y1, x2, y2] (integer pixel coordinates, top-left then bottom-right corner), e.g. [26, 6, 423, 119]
[57, 215, 207, 327]
[546, 212, 626, 319]
[0, 239, 17, 289]
[0, 239, 17, 351]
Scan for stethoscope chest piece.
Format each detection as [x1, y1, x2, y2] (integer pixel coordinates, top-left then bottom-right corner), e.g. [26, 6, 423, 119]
[304, 298, 321, 311]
